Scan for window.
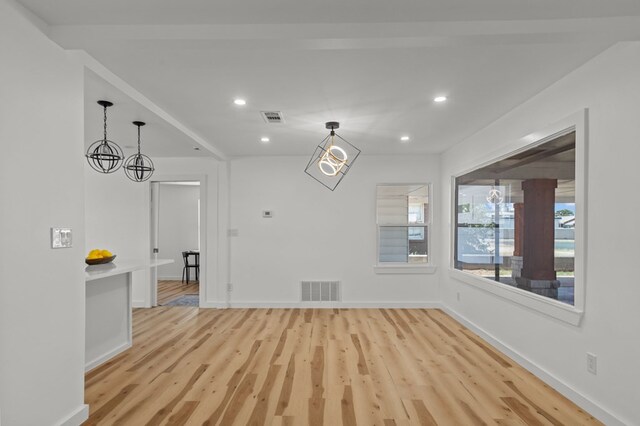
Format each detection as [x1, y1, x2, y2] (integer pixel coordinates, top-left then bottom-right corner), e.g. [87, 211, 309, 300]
[454, 131, 576, 305]
[377, 184, 430, 265]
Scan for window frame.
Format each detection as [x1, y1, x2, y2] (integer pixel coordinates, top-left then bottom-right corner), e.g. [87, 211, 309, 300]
[374, 183, 437, 274]
[449, 110, 587, 325]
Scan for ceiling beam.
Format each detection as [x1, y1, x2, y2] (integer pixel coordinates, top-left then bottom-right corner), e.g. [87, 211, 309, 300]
[70, 50, 227, 160]
[49, 17, 640, 50]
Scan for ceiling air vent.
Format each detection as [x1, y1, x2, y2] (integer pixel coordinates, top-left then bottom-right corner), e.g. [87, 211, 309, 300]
[261, 111, 285, 124]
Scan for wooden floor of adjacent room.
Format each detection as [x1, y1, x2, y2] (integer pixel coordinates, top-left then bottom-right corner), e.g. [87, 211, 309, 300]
[83, 308, 601, 425]
[158, 280, 199, 305]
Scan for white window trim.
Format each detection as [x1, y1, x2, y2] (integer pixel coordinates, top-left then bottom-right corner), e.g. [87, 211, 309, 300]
[374, 264, 437, 274]
[375, 183, 436, 274]
[449, 110, 587, 326]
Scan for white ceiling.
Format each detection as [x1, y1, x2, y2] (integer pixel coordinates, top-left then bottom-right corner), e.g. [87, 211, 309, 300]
[20, 0, 640, 158]
[84, 70, 212, 158]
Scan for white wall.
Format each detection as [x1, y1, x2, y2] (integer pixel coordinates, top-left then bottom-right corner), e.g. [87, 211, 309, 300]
[85, 157, 223, 306]
[440, 42, 640, 425]
[84, 163, 150, 306]
[229, 155, 440, 306]
[0, 1, 87, 424]
[157, 184, 200, 279]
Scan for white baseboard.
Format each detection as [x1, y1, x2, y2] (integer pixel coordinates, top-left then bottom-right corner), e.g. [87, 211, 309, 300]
[55, 404, 89, 426]
[440, 303, 627, 426]
[132, 300, 222, 309]
[158, 275, 182, 281]
[199, 300, 226, 308]
[224, 301, 442, 309]
[194, 301, 442, 309]
[85, 342, 132, 372]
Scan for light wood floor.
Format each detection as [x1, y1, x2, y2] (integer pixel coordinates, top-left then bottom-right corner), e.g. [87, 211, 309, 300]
[83, 308, 601, 425]
[158, 280, 199, 305]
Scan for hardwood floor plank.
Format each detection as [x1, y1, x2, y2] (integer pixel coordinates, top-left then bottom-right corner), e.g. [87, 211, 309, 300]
[503, 380, 564, 426]
[218, 372, 258, 425]
[349, 333, 370, 376]
[144, 364, 209, 425]
[310, 345, 325, 399]
[126, 333, 186, 372]
[422, 309, 457, 339]
[189, 314, 222, 340]
[411, 399, 438, 426]
[232, 308, 256, 329]
[326, 338, 350, 396]
[166, 401, 199, 425]
[501, 396, 547, 426]
[84, 384, 138, 425]
[202, 340, 263, 425]
[162, 333, 212, 374]
[459, 399, 489, 425]
[247, 364, 283, 425]
[269, 329, 288, 365]
[308, 398, 325, 426]
[461, 329, 513, 368]
[341, 385, 357, 426]
[275, 353, 296, 416]
[380, 309, 406, 340]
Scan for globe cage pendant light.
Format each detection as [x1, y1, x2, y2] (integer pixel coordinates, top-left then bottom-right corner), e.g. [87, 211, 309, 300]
[304, 121, 361, 191]
[86, 100, 124, 174]
[124, 121, 155, 182]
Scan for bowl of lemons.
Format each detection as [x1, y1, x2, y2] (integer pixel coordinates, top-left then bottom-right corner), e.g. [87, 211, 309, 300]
[85, 249, 116, 265]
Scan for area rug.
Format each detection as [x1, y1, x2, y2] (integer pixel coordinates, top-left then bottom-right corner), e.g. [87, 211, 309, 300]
[164, 295, 199, 307]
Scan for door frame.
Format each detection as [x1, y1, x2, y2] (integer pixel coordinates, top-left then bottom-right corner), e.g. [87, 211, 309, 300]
[150, 174, 207, 307]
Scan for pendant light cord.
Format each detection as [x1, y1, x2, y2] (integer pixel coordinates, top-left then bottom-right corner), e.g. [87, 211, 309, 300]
[103, 104, 108, 143]
[137, 125, 141, 154]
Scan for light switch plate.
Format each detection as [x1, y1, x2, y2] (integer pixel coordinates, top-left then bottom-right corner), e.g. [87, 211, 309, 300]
[262, 210, 273, 218]
[51, 227, 73, 248]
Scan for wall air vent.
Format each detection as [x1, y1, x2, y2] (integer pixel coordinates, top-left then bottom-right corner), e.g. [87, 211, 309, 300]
[301, 281, 340, 302]
[261, 111, 285, 124]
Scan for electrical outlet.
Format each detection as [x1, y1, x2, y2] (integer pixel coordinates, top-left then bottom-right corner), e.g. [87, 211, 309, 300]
[456, 292, 461, 301]
[227, 283, 233, 292]
[587, 353, 597, 375]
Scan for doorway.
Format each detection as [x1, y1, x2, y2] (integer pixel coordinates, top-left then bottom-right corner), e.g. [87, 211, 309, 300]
[150, 179, 204, 307]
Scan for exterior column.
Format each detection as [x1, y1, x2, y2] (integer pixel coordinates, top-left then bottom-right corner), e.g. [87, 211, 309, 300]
[515, 179, 560, 298]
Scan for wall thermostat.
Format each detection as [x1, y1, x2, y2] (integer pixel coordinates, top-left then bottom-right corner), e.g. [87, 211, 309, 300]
[262, 210, 273, 218]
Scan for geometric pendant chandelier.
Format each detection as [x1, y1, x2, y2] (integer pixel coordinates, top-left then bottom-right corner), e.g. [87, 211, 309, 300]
[304, 121, 361, 191]
[85, 100, 124, 174]
[123, 121, 155, 182]
[486, 187, 503, 204]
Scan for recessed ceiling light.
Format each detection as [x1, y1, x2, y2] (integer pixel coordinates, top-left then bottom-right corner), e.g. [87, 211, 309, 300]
[400, 136, 410, 142]
[193, 147, 200, 151]
[260, 137, 270, 143]
[234, 98, 247, 106]
[434, 96, 447, 103]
